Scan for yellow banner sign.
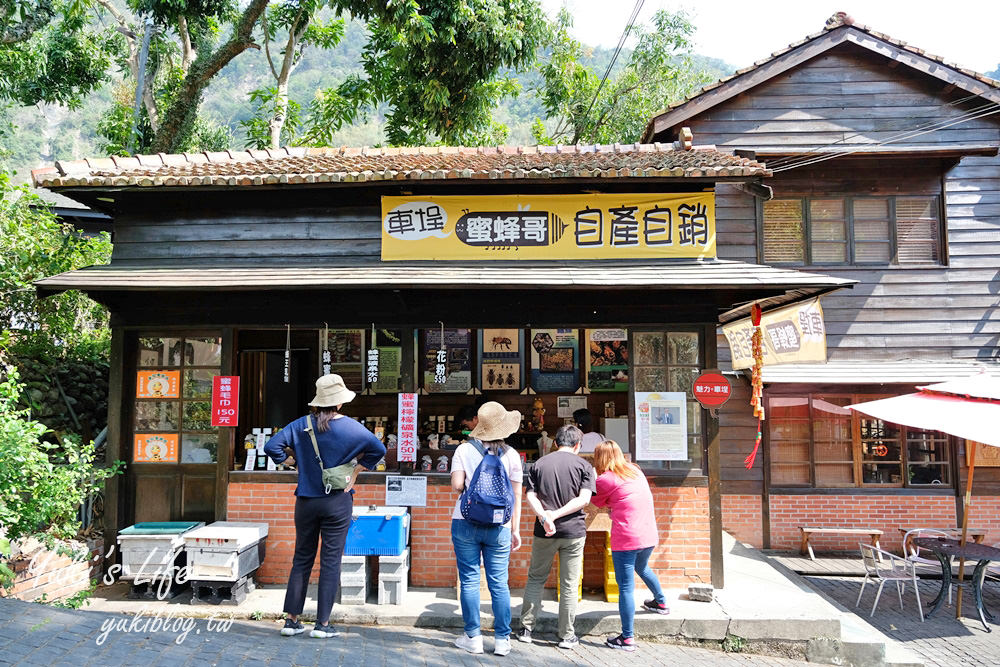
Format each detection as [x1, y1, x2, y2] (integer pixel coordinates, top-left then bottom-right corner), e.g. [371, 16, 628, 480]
[380, 193, 716, 260]
[722, 297, 827, 370]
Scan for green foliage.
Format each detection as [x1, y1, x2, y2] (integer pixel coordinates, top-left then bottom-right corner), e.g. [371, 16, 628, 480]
[241, 87, 303, 149]
[0, 368, 122, 589]
[0, 170, 111, 351]
[49, 578, 96, 608]
[722, 633, 747, 653]
[532, 8, 712, 145]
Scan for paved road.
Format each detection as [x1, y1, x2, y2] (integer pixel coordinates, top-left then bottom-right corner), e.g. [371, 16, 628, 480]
[0, 598, 809, 667]
[804, 574, 1000, 667]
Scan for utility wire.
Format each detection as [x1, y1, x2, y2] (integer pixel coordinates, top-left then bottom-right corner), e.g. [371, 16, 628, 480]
[771, 103, 1000, 172]
[578, 0, 644, 138]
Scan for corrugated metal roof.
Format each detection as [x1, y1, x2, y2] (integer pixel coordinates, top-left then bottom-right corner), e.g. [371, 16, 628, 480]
[30, 143, 770, 190]
[761, 361, 999, 384]
[34, 260, 853, 298]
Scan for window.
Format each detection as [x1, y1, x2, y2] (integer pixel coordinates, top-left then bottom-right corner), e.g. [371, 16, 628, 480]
[762, 196, 941, 266]
[768, 393, 951, 488]
[632, 330, 703, 471]
[136, 336, 222, 464]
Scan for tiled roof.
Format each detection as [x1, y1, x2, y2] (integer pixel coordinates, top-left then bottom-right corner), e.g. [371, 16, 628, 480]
[30, 143, 770, 189]
[643, 12, 1000, 140]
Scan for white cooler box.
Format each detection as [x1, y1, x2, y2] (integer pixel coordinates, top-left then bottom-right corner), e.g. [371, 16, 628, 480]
[117, 521, 205, 581]
[182, 521, 269, 582]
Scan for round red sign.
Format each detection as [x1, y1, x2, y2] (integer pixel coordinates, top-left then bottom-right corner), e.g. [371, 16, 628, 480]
[693, 372, 732, 408]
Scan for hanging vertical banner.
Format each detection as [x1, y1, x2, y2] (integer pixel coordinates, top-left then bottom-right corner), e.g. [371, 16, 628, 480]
[320, 329, 364, 387]
[722, 297, 827, 370]
[283, 324, 291, 383]
[372, 328, 404, 393]
[136, 370, 180, 398]
[380, 193, 717, 260]
[133, 434, 179, 463]
[586, 329, 629, 392]
[634, 392, 687, 461]
[529, 329, 579, 393]
[211, 375, 240, 427]
[423, 328, 472, 393]
[479, 329, 524, 391]
[397, 393, 419, 463]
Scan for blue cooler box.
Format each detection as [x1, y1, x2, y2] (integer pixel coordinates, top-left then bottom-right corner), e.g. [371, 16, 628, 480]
[345, 506, 410, 556]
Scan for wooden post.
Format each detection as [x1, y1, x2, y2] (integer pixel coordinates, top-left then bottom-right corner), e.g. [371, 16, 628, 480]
[704, 324, 724, 589]
[102, 326, 126, 569]
[956, 440, 977, 618]
[215, 327, 234, 520]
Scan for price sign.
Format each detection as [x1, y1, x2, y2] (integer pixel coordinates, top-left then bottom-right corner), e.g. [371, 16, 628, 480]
[692, 372, 732, 408]
[211, 376, 240, 427]
[397, 393, 418, 463]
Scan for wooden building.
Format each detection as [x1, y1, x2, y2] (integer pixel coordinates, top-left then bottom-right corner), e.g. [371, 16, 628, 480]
[31, 143, 850, 589]
[644, 13, 1000, 556]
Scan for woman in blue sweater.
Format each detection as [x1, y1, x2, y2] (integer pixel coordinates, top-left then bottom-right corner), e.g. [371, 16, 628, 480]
[265, 374, 385, 638]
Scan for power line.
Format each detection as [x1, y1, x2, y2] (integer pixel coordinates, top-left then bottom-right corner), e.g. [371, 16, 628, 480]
[578, 0, 644, 137]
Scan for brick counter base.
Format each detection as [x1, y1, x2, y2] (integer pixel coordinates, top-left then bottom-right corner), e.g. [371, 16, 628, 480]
[0, 538, 102, 602]
[227, 482, 710, 589]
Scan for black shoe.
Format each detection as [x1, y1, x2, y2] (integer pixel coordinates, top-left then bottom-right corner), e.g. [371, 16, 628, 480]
[606, 634, 636, 652]
[280, 619, 305, 636]
[642, 599, 670, 615]
[516, 628, 532, 643]
[310, 623, 340, 638]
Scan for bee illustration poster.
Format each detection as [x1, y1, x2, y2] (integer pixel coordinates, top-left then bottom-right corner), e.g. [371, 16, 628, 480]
[380, 193, 716, 260]
[478, 329, 524, 392]
[321, 329, 364, 389]
[136, 370, 180, 398]
[133, 433, 179, 463]
[423, 328, 472, 393]
[373, 328, 405, 393]
[529, 329, 579, 393]
[586, 329, 629, 392]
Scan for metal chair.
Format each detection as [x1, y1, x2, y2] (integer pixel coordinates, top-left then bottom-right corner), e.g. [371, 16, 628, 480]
[857, 543, 924, 622]
[902, 528, 954, 605]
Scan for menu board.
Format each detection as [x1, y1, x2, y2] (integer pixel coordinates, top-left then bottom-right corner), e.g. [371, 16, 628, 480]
[133, 433, 179, 463]
[321, 329, 364, 389]
[373, 328, 405, 393]
[423, 328, 472, 393]
[529, 329, 579, 393]
[634, 392, 687, 461]
[479, 329, 524, 391]
[586, 329, 629, 392]
[136, 371, 180, 398]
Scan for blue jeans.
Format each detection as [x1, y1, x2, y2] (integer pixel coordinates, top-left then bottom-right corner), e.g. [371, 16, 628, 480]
[612, 546, 666, 638]
[451, 519, 512, 638]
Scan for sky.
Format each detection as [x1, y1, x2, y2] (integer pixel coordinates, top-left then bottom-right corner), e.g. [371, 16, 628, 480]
[540, 0, 1000, 74]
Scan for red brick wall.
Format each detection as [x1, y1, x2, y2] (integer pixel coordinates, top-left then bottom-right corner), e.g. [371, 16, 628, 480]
[964, 496, 1000, 547]
[228, 481, 711, 589]
[0, 538, 102, 602]
[722, 495, 763, 548]
[768, 494, 957, 553]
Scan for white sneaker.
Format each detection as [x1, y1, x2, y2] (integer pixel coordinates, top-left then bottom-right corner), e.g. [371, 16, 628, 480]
[494, 636, 511, 656]
[455, 633, 484, 654]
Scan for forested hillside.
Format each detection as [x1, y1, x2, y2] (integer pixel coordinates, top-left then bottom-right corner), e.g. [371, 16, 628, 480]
[4, 17, 732, 183]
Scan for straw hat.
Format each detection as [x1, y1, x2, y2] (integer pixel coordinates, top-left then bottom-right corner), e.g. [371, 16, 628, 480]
[308, 374, 356, 408]
[469, 401, 521, 441]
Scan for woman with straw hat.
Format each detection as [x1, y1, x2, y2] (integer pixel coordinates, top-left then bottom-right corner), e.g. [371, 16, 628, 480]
[449, 401, 524, 657]
[264, 374, 386, 639]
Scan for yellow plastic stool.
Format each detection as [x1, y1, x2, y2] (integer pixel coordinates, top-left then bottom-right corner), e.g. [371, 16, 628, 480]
[604, 531, 619, 603]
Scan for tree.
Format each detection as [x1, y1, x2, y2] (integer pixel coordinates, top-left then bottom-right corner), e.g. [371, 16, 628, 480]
[531, 8, 711, 145]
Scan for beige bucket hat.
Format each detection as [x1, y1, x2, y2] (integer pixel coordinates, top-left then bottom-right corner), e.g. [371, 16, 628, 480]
[469, 401, 522, 441]
[308, 373, 356, 408]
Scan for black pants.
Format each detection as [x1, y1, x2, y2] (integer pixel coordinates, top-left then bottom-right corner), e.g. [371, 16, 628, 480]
[283, 491, 353, 624]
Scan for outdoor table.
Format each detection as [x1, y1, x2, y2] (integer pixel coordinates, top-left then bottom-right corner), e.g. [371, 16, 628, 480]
[900, 528, 986, 555]
[912, 536, 1000, 632]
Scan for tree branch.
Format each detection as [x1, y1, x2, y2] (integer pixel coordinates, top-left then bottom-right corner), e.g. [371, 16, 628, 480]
[262, 11, 280, 82]
[151, 0, 270, 152]
[177, 16, 195, 73]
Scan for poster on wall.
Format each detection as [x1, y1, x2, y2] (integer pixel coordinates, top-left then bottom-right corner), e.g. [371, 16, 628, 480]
[321, 329, 364, 388]
[478, 329, 524, 391]
[210, 376, 240, 427]
[423, 328, 472, 393]
[136, 370, 180, 398]
[586, 329, 629, 392]
[529, 329, 579, 393]
[133, 433, 179, 463]
[634, 392, 687, 461]
[373, 328, 404, 393]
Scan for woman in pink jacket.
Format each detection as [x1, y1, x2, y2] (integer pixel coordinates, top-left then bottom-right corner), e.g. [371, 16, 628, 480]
[591, 440, 669, 652]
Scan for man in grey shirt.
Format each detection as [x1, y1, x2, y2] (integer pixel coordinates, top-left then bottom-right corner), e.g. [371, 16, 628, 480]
[518, 425, 596, 649]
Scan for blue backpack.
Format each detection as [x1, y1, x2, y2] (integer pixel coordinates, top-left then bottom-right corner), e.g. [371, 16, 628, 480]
[460, 439, 515, 526]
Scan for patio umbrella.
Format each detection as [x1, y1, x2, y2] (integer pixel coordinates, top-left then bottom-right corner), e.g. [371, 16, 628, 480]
[848, 372, 1000, 618]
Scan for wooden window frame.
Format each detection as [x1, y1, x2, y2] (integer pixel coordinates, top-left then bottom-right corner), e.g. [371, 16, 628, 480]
[759, 195, 943, 267]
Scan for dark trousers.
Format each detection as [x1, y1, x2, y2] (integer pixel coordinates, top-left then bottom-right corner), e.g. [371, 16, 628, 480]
[283, 491, 353, 625]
